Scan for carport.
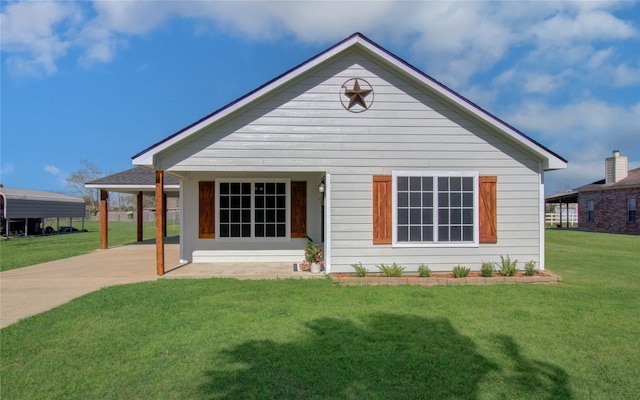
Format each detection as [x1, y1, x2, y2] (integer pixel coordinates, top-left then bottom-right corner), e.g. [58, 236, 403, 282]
[0, 186, 85, 237]
[85, 167, 180, 251]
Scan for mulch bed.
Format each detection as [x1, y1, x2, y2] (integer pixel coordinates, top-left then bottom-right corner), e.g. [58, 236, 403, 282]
[329, 270, 562, 286]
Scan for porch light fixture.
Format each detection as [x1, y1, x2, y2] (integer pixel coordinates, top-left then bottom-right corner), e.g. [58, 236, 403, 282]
[318, 182, 325, 193]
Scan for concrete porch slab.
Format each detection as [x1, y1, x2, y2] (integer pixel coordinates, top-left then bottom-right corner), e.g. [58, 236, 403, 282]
[163, 262, 326, 280]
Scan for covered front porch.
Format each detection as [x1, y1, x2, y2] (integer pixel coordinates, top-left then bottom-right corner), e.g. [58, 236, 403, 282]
[173, 170, 329, 276]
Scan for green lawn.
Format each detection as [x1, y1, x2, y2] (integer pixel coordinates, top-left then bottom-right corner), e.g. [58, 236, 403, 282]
[1, 230, 639, 399]
[0, 221, 180, 271]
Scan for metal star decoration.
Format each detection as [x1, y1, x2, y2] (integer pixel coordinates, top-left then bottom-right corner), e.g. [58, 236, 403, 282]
[341, 78, 373, 112]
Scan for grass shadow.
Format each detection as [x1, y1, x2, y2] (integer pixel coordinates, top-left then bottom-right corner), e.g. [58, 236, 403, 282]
[200, 313, 491, 399]
[491, 334, 572, 399]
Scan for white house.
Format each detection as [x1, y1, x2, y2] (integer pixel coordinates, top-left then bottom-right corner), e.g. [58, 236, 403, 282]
[132, 33, 567, 275]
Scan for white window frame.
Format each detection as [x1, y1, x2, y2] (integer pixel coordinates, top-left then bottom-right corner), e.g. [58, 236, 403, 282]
[392, 171, 479, 248]
[215, 178, 291, 242]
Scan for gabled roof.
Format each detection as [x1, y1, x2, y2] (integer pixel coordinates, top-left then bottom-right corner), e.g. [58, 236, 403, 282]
[575, 167, 640, 192]
[85, 167, 180, 195]
[0, 187, 84, 203]
[133, 33, 567, 171]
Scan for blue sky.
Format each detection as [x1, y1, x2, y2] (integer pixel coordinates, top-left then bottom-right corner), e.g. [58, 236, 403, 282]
[1, 1, 639, 196]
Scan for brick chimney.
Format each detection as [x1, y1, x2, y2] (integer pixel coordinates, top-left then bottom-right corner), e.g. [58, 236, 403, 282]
[605, 150, 628, 184]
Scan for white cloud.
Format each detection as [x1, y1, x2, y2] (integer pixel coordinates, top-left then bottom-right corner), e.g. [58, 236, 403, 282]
[586, 48, 613, 69]
[529, 8, 636, 45]
[523, 73, 563, 95]
[0, 1, 81, 77]
[612, 64, 640, 87]
[507, 100, 640, 193]
[1, 163, 15, 177]
[44, 165, 62, 176]
[2, 0, 638, 88]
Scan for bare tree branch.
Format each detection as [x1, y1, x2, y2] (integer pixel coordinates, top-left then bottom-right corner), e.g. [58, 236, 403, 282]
[65, 160, 104, 209]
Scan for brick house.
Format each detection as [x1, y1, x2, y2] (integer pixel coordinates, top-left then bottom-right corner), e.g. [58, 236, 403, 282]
[576, 151, 639, 234]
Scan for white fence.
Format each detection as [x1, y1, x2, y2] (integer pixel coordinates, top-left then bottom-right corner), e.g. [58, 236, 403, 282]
[546, 212, 578, 226]
[85, 210, 180, 223]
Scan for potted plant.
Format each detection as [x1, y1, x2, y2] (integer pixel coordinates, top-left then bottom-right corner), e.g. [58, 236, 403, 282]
[304, 236, 324, 273]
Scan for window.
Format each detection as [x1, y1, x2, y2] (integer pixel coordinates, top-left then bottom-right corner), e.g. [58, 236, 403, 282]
[587, 200, 594, 222]
[217, 179, 289, 239]
[392, 172, 478, 246]
[629, 199, 637, 223]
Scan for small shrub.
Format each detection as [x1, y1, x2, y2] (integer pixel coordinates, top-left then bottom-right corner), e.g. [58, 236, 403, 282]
[452, 265, 470, 278]
[480, 261, 495, 277]
[499, 255, 518, 277]
[377, 262, 405, 277]
[351, 262, 367, 277]
[418, 264, 431, 277]
[524, 260, 537, 276]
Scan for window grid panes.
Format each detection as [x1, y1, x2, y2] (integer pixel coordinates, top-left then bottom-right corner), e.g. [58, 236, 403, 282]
[396, 174, 474, 244]
[397, 176, 434, 242]
[219, 181, 287, 239]
[437, 177, 474, 242]
[219, 182, 252, 238]
[588, 200, 595, 222]
[254, 182, 287, 238]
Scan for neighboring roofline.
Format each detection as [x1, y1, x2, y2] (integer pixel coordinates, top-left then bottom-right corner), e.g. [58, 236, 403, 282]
[132, 33, 567, 171]
[578, 183, 640, 193]
[545, 190, 579, 204]
[580, 184, 640, 193]
[573, 166, 640, 192]
[0, 187, 85, 203]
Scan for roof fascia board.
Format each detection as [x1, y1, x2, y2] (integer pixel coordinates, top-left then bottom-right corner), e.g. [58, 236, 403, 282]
[352, 37, 567, 171]
[132, 33, 566, 171]
[3, 195, 84, 203]
[132, 35, 362, 167]
[84, 184, 180, 191]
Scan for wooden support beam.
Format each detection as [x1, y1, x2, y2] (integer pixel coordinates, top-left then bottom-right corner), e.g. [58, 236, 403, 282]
[155, 171, 165, 276]
[137, 191, 143, 242]
[163, 193, 168, 238]
[100, 189, 109, 249]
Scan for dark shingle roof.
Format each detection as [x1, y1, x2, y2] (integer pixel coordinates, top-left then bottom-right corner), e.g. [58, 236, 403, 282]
[87, 167, 180, 186]
[575, 167, 640, 192]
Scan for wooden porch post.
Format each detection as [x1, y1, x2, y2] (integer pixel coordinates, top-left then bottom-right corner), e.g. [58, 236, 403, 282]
[163, 193, 168, 238]
[100, 189, 109, 249]
[137, 191, 144, 242]
[155, 171, 165, 276]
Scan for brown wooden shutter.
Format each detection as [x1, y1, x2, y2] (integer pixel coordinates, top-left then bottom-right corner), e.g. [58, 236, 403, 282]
[373, 175, 392, 244]
[479, 176, 497, 244]
[291, 181, 307, 238]
[199, 181, 215, 238]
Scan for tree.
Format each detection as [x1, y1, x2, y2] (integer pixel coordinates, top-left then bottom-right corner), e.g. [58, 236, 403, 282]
[110, 192, 136, 211]
[65, 160, 104, 209]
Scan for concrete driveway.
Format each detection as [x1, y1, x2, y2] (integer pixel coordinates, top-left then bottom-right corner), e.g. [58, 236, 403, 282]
[0, 243, 179, 329]
[1, 242, 324, 329]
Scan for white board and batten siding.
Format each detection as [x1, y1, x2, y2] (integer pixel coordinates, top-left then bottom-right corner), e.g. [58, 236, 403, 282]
[157, 49, 547, 272]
